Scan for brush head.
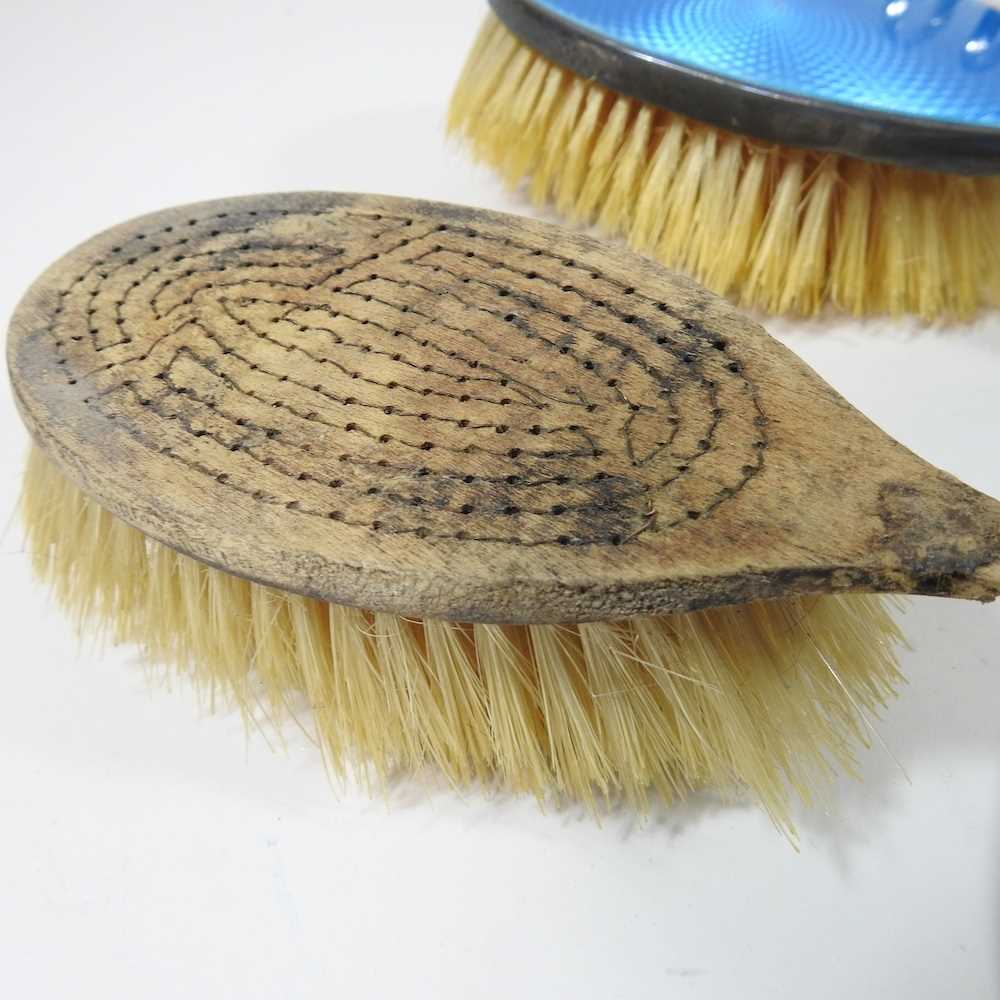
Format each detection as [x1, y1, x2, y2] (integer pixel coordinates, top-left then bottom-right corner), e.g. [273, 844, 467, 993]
[490, 0, 1000, 173]
[8, 192, 1000, 624]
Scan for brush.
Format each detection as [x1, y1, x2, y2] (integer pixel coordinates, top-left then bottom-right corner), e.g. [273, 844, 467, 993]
[448, 0, 1000, 319]
[10, 192, 1000, 834]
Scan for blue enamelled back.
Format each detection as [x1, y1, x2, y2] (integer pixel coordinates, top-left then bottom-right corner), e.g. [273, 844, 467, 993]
[529, 0, 1000, 127]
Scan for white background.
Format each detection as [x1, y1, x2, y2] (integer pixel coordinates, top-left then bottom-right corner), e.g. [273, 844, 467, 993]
[1, 2, 998, 997]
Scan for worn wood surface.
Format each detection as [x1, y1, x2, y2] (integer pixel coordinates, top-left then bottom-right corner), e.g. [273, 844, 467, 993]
[8, 192, 1000, 622]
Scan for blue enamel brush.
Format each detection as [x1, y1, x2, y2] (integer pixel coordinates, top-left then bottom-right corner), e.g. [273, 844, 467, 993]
[449, 0, 1000, 318]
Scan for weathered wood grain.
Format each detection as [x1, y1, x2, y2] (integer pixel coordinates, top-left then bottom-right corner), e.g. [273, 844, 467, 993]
[8, 192, 1000, 622]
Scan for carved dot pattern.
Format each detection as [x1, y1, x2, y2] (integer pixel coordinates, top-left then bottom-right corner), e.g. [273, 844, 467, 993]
[38, 195, 767, 548]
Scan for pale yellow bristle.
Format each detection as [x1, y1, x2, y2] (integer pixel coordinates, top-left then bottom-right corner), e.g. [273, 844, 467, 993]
[479, 42, 537, 154]
[494, 56, 551, 185]
[509, 63, 568, 187]
[687, 135, 742, 280]
[449, 13, 1000, 319]
[423, 619, 491, 783]
[941, 176, 977, 315]
[829, 158, 874, 314]
[657, 126, 719, 272]
[145, 544, 183, 662]
[474, 623, 550, 794]
[446, 14, 517, 135]
[628, 118, 686, 253]
[21, 447, 908, 835]
[597, 103, 653, 233]
[745, 151, 806, 313]
[530, 623, 612, 808]
[288, 597, 339, 768]
[554, 83, 609, 219]
[532, 74, 586, 206]
[328, 604, 395, 780]
[578, 620, 684, 810]
[575, 95, 634, 222]
[708, 145, 768, 297]
[874, 170, 911, 316]
[785, 157, 838, 313]
[251, 584, 302, 719]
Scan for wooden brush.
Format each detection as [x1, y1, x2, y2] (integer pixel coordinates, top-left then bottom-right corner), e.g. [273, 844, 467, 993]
[9, 192, 1000, 833]
[448, 1, 1000, 319]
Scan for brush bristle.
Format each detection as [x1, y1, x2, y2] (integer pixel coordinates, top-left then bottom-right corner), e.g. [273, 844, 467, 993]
[22, 447, 907, 834]
[449, 14, 1000, 320]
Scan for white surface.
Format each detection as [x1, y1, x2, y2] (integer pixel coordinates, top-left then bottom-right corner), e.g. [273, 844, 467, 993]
[1, 2, 998, 997]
